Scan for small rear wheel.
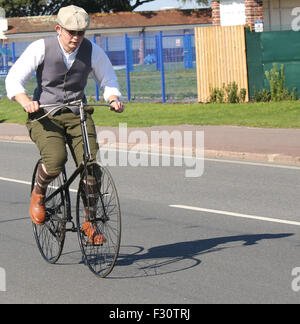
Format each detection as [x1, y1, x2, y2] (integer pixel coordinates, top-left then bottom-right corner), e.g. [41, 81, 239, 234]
[31, 160, 66, 264]
[76, 163, 121, 278]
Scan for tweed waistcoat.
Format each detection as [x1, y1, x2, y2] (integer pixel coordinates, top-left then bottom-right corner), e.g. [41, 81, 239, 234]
[34, 36, 92, 114]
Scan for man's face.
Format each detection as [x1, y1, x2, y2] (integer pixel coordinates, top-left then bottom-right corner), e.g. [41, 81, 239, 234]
[56, 25, 85, 53]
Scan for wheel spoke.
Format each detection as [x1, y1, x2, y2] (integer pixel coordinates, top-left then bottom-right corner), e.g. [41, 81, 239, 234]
[76, 163, 121, 278]
[32, 161, 66, 264]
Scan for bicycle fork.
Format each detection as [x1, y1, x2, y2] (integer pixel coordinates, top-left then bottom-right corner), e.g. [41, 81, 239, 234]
[79, 101, 93, 163]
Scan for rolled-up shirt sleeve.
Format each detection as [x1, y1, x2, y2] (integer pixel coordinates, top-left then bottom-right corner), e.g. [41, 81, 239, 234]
[5, 39, 45, 100]
[91, 42, 123, 102]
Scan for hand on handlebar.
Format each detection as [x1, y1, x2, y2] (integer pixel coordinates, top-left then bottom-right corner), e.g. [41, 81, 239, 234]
[109, 100, 125, 113]
[14, 94, 40, 113]
[23, 101, 40, 113]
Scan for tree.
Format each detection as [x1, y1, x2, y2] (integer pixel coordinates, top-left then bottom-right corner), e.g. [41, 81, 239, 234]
[0, 0, 210, 17]
[179, 0, 210, 7]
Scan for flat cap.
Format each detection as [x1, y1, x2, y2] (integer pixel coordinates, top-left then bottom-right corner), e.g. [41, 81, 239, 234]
[57, 5, 90, 31]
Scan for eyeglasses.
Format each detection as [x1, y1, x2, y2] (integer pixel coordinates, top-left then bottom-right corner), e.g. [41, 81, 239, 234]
[63, 28, 85, 37]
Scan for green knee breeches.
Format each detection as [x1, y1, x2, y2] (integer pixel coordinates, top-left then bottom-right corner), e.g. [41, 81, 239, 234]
[26, 108, 99, 174]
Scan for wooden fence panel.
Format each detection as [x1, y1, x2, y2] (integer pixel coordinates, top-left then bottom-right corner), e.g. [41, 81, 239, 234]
[195, 25, 249, 102]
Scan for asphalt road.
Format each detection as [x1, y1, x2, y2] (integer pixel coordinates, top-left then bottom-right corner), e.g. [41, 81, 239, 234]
[1, 140, 300, 304]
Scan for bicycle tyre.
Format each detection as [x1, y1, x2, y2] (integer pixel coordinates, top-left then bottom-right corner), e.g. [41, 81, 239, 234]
[76, 163, 121, 278]
[31, 160, 66, 264]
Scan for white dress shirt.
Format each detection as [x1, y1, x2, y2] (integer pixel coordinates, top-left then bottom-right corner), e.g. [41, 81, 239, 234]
[5, 37, 122, 102]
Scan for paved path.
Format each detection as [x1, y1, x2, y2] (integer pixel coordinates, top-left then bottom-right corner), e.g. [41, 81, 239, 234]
[1, 122, 300, 165]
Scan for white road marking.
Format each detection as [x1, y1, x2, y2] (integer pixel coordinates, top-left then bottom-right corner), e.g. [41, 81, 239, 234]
[1, 140, 300, 170]
[1, 174, 300, 226]
[0, 176, 77, 192]
[0, 177, 31, 186]
[101, 147, 300, 171]
[0, 140, 33, 144]
[169, 204, 300, 226]
[204, 157, 300, 170]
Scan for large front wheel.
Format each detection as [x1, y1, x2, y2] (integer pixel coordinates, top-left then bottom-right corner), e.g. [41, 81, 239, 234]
[76, 163, 121, 278]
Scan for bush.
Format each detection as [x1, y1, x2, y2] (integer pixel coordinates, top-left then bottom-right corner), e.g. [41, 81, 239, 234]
[209, 82, 247, 103]
[252, 64, 297, 102]
[253, 87, 271, 102]
[264, 63, 297, 102]
[209, 85, 225, 103]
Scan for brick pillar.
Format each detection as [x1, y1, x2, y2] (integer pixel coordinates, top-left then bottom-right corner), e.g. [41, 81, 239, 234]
[211, 1, 220, 25]
[245, 0, 264, 28]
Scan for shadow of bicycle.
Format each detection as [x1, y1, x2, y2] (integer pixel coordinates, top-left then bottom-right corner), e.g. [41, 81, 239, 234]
[110, 233, 293, 279]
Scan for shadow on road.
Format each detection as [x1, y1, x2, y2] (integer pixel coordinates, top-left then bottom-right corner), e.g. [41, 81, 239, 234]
[111, 233, 293, 278]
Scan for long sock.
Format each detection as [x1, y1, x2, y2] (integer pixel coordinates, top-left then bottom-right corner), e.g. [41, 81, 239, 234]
[35, 163, 59, 196]
[81, 179, 100, 221]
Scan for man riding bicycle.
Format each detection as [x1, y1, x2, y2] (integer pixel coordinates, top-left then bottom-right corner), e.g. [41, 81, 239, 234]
[5, 5, 124, 244]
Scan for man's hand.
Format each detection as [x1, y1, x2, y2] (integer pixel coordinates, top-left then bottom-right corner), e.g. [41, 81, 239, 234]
[109, 98, 125, 114]
[14, 93, 40, 113]
[23, 101, 40, 113]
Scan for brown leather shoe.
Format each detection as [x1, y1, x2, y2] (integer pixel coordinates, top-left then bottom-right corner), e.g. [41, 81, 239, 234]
[82, 221, 106, 245]
[30, 188, 45, 225]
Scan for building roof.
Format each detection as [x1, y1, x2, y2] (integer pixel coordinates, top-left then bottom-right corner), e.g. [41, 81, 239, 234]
[4, 8, 212, 40]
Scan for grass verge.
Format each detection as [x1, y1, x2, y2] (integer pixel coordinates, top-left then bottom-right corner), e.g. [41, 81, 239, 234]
[1, 97, 300, 128]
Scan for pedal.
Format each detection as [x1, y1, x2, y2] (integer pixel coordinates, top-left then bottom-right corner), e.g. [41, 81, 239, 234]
[65, 221, 77, 232]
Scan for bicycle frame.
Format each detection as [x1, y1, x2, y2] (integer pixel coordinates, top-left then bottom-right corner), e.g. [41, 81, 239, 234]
[43, 101, 107, 230]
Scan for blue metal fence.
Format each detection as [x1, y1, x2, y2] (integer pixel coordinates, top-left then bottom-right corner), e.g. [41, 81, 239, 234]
[109, 32, 197, 102]
[1, 31, 197, 102]
[0, 43, 14, 75]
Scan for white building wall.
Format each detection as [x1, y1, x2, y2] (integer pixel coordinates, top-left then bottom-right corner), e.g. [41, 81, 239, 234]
[220, 0, 246, 26]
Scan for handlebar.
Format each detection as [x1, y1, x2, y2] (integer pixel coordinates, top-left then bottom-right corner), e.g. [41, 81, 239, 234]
[30, 100, 112, 123]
